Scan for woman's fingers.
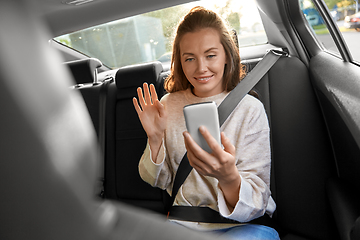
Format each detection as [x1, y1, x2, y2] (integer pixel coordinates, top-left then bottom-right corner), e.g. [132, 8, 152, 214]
[143, 82, 152, 105]
[184, 131, 217, 177]
[183, 131, 204, 157]
[184, 128, 237, 180]
[133, 97, 142, 115]
[198, 126, 222, 156]
[136, 83, 158, 110]
[149, 83, 158, 105]
[221, 132, 236, 156]
[183, 131, 209, 166]
[198, 127, 235, 157]
[155, 100, 166, 118]
[137, 86, 146, 110]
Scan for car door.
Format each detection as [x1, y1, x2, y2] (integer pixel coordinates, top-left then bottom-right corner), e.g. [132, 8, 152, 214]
[287, 0, 360, 239]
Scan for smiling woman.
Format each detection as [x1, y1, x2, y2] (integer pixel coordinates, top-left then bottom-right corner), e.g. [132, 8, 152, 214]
[180, 28, 227, 98]
[53, 0, 267, 70]
[133, 6, 279, 240]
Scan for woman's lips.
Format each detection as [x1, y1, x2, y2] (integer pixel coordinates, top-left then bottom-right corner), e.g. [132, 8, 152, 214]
[194, 75, 213, 83]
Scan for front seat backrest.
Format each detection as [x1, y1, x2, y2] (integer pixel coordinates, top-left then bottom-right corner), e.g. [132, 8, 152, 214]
[0, 1, 104, 239]
[65, 58, 103, 86]
[0, 2, 223, 240]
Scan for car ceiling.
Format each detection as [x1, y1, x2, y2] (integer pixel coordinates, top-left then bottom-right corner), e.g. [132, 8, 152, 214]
[35, 0, 286, 39]
[35, 0, 195, 37]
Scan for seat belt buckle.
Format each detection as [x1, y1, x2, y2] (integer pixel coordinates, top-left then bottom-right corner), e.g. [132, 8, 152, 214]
[267, 48, 289, 57]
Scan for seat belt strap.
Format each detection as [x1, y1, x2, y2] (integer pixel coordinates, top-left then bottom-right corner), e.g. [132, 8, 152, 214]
[218, 49, 288, 125]
[169, 206, 239, 223]
[166, 49, 288, 215]
[98, 78, 113, 198]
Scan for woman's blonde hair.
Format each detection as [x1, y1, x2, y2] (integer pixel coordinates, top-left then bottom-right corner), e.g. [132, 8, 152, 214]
[164, 6, 246, 93]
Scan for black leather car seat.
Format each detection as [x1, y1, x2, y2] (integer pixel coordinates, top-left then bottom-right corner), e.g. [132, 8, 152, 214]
[0, 1, 224, 240]
[66, 58, 103, 86]
[103, 62, 167, 213]
[0, 1, 104, 239]
[253, 56, 338, 240]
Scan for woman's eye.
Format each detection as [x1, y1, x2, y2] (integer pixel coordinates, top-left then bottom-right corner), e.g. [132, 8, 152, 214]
[207, 54, 216, 59]
[185, 58, 194, 62]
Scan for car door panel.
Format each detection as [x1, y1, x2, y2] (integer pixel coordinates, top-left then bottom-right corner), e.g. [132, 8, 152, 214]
[310, 52, 360, 182]
[310, 52, 360, 240]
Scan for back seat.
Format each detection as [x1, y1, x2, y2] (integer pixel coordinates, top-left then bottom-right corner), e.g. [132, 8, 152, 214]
[65, 58, 110, 138]
[103, 61, 167, 214]
[72, 56, 338, 239]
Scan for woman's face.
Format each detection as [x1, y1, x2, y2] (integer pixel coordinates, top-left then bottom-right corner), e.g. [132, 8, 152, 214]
[179, 28, 227, 98]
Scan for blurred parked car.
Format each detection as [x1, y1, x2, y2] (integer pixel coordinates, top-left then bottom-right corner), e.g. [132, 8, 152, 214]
[303, 7, 324, 26]
[344, 12, 360, 31]
[330, 10, 340, 21]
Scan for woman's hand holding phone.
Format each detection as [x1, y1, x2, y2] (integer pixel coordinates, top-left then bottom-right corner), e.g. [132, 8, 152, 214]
[183, 127, 237, 183]
[183, 127, 241, 210]
[183, 102, 237, 184]
[133, 83, 167, 162]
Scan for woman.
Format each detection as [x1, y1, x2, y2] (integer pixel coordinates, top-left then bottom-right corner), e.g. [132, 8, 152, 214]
[133, 6, 279, 240]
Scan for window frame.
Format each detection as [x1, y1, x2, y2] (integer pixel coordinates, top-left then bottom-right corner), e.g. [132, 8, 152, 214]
[286, 0, 354, 63]
[311, 0, 352, 62]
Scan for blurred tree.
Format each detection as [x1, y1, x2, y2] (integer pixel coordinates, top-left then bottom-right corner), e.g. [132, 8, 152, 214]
[324, 0, 356, 9]
[227, 12, 241, 32]
[57, 37, 72, 47]
[144, 0, 243, 51]
[214, 0, 242, 31]
[336, 0, 355, 8]
[143, 5, 188, 51]
[324, 0, 340, 9]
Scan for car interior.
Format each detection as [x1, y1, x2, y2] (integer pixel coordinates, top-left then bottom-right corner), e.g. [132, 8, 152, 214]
[1, 0, 360, 240]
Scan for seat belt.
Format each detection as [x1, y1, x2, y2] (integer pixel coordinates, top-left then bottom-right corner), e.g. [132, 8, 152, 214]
[98, 78, 113, 198]
[166, 49, 288, 220]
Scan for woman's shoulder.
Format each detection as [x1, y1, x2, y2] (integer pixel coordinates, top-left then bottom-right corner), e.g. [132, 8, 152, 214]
[234, 94, 267, 121]
[241, 94, 265, 110]
[160, 89, 189, 105]
[239, 94, 269, 127]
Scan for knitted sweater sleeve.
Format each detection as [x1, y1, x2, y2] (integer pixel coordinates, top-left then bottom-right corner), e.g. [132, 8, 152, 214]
[217, 98, 275, 222]
[138, 139, 173, 190]
[138, 93, 174, 191]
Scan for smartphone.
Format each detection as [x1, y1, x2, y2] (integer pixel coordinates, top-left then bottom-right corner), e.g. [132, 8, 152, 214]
[183, 101, 221, 153]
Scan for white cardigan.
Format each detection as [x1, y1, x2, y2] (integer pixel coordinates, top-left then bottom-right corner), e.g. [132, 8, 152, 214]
[139, 88, 276, 230]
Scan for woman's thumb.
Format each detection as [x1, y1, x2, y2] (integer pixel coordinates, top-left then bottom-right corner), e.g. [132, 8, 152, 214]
[155, 100, 166, 117]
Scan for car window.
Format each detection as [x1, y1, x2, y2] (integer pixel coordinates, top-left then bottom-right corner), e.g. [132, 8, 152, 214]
[54, 0, 267, 69]
[300, 0, 360, 62]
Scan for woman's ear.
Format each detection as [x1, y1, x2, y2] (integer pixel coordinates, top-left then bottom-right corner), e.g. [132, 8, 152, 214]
[225, 55, 229, 64]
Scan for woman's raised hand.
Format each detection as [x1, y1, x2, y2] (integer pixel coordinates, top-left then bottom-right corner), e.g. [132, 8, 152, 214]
[133, 83, 167, 161]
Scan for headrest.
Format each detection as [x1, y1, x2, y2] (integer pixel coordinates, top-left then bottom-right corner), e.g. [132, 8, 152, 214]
[115, 61, 163, 89]
[65, 58, 102, 85]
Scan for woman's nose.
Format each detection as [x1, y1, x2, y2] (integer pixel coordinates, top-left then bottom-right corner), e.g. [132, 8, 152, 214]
[196, 59, 207, 73]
